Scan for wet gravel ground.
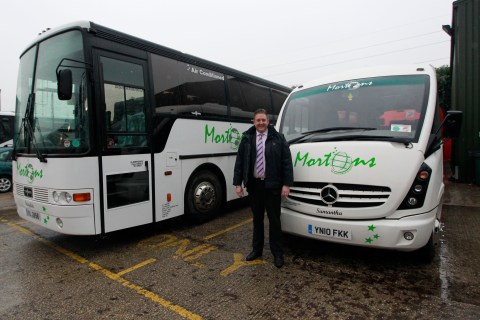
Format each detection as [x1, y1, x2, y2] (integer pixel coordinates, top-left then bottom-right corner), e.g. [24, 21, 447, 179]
[1, 177, 479, 320]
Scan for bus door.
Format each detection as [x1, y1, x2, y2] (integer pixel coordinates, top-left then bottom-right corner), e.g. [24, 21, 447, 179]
[95, 51, 153, 233]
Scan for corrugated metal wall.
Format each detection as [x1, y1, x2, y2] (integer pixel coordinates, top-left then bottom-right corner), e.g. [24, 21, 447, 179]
[450, 0, 480, 182]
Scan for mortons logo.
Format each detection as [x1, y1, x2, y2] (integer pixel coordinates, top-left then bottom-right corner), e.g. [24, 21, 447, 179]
[16, 163, 44, 183]
[204, 124, 243, 151]
[294, 149, 376, 174]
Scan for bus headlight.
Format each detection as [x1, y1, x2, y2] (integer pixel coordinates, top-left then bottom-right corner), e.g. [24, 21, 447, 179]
[418, 171, 429, 180]
[407, 197, 418, 206]
[52, 190, 87, 204]
[398, 163, 432, 210]
[413, 185, 423, 193]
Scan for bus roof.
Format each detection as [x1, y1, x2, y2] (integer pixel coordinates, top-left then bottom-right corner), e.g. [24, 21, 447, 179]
[21, 21, 291, 94]
[293, 64, 436, 93]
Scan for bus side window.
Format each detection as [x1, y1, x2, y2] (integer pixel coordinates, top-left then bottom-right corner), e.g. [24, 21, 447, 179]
[101, 56, 147, 149]
[227, 76, 272, 121]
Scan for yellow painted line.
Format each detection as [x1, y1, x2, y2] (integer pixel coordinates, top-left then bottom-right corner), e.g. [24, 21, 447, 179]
[203, 218, 252, 240]
[116, 258, 157, 277]
[220, 253, 266, 276]
[3, 221, 203, 320]
[7, 222, 89, 264]
[183, 245, 217, 261]
[90, 262, 202, 320]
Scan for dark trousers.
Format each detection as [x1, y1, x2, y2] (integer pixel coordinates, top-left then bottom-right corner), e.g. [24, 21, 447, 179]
[249, 178, 283, 256]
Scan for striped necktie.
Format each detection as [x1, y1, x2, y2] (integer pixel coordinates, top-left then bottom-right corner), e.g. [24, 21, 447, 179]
[255, 133, 265, 177]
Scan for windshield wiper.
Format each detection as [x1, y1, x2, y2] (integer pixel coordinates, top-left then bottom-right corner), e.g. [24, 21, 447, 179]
[288, 127, 377, 144]
[17, 93, 47, 163]
[298, 134, 413, 147]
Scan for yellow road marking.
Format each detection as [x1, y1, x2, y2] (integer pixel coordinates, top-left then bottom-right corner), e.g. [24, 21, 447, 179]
[203, 218, 252, 240]
[220, 253, 266, 276]
[3, 221, 203, 320]
[116, 258, 157, 277]
[183, 245, 217, 261]
[7, 222, 89, 264]
[90, 262, 202, 320]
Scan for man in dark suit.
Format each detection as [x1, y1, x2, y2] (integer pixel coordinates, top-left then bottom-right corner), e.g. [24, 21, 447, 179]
[233, 109, 294, 268]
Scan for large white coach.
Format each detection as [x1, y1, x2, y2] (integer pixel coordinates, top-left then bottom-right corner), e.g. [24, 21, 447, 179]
[12, 21, 290, 235]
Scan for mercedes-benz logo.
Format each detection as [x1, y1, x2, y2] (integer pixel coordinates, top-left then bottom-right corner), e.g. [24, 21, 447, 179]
[320, 185, 339, 205]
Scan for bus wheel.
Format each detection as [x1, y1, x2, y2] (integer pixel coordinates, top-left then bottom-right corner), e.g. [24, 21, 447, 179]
[185, 170, 223, 223]
[0, 175, 12, 193]
[413, 233, 436, 263]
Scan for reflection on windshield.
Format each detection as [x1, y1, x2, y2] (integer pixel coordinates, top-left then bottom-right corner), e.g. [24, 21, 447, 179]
[15, 30, 89, 155]
[280, 75, 429, 143]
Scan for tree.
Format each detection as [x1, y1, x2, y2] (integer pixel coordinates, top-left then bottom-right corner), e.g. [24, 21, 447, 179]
[436, 65, 451, 109]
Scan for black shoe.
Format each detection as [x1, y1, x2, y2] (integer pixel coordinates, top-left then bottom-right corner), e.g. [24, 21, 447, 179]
[245, 251, 262, 261]
[274, 255, 284, 268]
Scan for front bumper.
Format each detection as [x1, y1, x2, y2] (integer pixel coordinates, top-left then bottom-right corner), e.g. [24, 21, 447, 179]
[281, 206, 439, 252]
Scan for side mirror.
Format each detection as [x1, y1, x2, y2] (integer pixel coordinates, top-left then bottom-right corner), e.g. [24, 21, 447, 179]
[57, 69, 73, 100]
[443, 110, 463, 138]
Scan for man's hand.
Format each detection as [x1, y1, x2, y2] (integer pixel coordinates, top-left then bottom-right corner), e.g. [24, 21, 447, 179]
[281, 185, 290, 197]
[236, 185, 244, 198]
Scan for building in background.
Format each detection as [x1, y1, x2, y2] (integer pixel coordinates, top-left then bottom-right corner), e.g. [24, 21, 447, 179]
[444, 0, 480, 182]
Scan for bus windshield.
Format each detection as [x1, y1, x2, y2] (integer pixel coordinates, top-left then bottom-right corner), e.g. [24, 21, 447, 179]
[15, 30, 90, 155]
[279, 75, 429, 144]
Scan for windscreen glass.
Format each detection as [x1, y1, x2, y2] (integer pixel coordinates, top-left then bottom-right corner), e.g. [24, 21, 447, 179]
[280, 75, 429, 143]
[15, 30, 90, 155]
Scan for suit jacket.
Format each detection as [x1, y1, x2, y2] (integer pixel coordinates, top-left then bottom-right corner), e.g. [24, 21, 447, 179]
[233, 125, 293, 190]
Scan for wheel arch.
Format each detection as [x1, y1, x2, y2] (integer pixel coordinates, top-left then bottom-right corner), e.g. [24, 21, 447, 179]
[184, 162, 227, 205]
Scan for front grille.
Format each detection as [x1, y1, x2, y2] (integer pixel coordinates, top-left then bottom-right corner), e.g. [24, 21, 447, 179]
[16, 183, 49, 203]
[288, 181, 391, 208]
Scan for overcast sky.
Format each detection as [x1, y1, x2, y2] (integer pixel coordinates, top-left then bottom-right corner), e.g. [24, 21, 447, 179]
[0, 0, 455, 112]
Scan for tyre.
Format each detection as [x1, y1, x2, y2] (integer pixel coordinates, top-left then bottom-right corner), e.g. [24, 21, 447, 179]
[185, 170, 223, 223]
[0, 175, 12, 193]
[413, 233, 436, 263]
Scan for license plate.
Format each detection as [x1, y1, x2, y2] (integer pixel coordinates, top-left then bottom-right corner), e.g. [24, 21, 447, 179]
[308, 224, 352, 240]
[25, 208, 41, 221]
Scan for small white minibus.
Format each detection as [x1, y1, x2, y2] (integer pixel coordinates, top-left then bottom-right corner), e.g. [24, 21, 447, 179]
[277, 65, 462, 260]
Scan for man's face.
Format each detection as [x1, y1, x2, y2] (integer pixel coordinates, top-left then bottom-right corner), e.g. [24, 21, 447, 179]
[253, 113, 269, 133]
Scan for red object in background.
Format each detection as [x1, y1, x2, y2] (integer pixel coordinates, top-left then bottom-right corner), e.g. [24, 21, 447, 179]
[379, 109, 421, 126]
[440, 108, 452, 161]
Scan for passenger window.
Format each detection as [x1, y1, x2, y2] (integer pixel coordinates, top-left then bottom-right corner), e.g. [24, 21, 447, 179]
[151, 54, 227, 118]
[101, 57, 147, 149]
[178, 63, 227, 117]
[227, 76, 272, 121]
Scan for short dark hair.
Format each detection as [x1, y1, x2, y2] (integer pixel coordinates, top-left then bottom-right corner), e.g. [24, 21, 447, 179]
[254, 108, 268, 117]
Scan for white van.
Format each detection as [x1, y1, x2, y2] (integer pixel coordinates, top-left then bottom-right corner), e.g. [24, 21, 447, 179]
[277, 65, 462, 260]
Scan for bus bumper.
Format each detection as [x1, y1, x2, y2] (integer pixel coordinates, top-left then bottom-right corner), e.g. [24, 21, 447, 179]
[16, 199, 96, 235]
[281, 207, 439, 252]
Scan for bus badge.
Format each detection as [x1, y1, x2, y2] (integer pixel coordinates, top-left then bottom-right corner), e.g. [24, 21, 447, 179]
[320, 185, 339, 205]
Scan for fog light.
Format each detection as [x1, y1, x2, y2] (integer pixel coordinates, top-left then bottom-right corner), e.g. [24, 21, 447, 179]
[404, 231, 414, 241]
[56, 218, 63, 228]
[414, 185, 423, 193]
[407, 197, 418, 206]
